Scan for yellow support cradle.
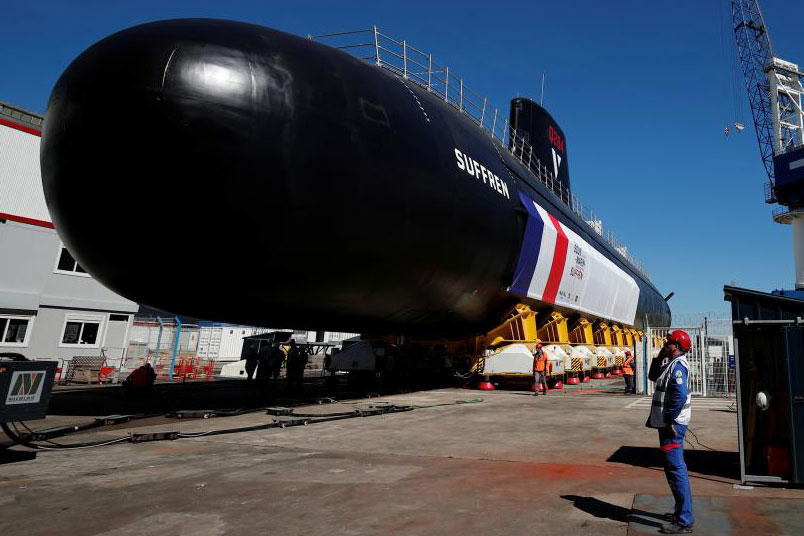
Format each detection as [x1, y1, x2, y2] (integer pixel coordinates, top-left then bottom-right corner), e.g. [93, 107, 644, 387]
[569, 318, 594, 344]
[611, 324, 623, 347]
[484, 304, 539, 347]
[593, 321, 612, 346]
[537, 312, 569, 344]
[623, 328, 635, 347]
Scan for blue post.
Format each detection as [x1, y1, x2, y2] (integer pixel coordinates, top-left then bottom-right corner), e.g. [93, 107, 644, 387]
[169, 316, 182, 380]
[152, 316, 164, 366]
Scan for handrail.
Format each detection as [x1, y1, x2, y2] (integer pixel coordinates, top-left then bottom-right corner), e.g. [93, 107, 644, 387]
[309, 27, 651, 280]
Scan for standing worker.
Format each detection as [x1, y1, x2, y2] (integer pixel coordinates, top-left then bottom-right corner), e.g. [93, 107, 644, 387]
[255, 341, 272, 385]
[286, 340, 308, 392]
[646, 330, 694, 534]
[532, 343, 548, 396]
[622, 350, 636, 395]
[244, 346, 259, 383]
[269, 342, 284, 383]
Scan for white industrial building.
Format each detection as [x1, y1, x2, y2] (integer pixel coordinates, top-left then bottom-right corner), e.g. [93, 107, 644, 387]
[0, 100, 138, 368]
[129, 320, 356, 363]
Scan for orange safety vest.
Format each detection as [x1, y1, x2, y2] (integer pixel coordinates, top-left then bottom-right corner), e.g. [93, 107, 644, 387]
[623, 355, 634, 375]
[533, 353, 548, 372]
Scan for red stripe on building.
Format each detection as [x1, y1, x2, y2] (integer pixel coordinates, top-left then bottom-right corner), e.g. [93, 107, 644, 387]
[542, 214, 568, 304]
[0, 212, 54, 229]
[0, 117, 42, 137]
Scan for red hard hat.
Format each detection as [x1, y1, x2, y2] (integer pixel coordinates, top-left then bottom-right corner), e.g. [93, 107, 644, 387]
[535, 343, 543, 349]
[625, 350, 632, 356]
[666, 330, 691, 352]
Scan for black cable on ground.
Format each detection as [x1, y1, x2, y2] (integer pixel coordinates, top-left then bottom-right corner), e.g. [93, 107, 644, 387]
[15, 412, 165, 442]
[2, 404, 417, 451]
[3, 395, 481, 452]
[3, 421, 131, 450]
[410, 398, 483, 409]
[686, 427, 718, 452]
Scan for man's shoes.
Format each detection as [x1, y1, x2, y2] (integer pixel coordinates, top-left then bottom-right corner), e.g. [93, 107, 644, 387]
[663, 512, 676, 522]
[659, 521, 693, 534]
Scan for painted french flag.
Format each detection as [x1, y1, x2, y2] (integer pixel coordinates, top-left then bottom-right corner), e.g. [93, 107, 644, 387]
[508, 192, 641, 326]
[510, 192, 569, 304]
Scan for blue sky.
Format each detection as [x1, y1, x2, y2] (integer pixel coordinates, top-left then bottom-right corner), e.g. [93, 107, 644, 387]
[3, 0, 803, 319]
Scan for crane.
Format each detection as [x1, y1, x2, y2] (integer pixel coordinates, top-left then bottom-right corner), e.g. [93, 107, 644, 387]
[731, 0, 804, 291]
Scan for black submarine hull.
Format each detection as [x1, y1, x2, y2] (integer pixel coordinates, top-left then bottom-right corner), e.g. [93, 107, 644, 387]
[41, 19, 670, 337]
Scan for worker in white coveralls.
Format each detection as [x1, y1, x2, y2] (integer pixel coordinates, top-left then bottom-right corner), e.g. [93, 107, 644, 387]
[646, 330, 694, 534]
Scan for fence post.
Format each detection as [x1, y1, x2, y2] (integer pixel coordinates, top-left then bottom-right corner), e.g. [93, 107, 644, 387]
[169, 316, 182, 380]
[373, 26, 381, 66]
[427, 54, 432, 90]
[402, 40, 407, 79]
[459, 79, 463, 111]
[646, 327, 653, 396]
[503, 118, 508, 147]
[491, 108, 498, 138]
[642, 332, 649, 394]
[480, 97, 487, 126]
[701, 318, 708, 397]
[153, 316, 164, 366]
[444, 67, 449, 102]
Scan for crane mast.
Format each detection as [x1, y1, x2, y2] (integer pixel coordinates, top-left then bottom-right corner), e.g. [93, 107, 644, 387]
[731, 0, 804, 290]
[731, 0, 777, 186]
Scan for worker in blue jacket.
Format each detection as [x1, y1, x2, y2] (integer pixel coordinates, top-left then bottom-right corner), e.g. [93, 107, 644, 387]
[646, 330, 694, 534]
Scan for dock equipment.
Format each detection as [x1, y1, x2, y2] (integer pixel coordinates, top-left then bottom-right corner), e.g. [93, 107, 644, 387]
[725, 286, 804, 485]
[731, 1, 804, 292]
[0, 359, 57, 423]
[327, 303, 645, 390]
[469, 304, 640, 389]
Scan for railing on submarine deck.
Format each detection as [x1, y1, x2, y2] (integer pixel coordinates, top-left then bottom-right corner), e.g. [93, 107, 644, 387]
[310, 27, 650, 281]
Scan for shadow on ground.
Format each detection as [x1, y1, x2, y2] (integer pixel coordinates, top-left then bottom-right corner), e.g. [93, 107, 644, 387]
[46, 377, 452, 417]
[0, 449, 37, 464]
[608, 446, 740, 480]
[561, 495, 663, 529]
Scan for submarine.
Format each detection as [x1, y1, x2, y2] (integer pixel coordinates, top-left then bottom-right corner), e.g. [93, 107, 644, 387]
[40, 19, 670, 339]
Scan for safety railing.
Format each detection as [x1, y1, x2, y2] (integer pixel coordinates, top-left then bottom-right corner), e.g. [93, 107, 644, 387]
[310, 27, 651, 280]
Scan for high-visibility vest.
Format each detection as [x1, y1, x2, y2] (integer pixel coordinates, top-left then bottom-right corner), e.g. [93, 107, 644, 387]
[649, 356, 691, 427]
[623, 356, 634, 375]
[533, 353, 548, 372]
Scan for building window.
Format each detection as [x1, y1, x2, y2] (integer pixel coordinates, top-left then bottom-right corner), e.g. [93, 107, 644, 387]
[55, 247, 89, 276]
[0, 316, 33, 346]
[109, 314, 130, 322]
[60, 315, 103, 347]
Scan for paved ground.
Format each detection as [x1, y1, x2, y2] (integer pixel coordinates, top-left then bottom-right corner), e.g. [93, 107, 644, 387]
[1, 378, 802, 535]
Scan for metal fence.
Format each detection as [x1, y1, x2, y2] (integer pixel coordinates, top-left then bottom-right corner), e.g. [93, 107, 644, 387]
[646, 325, 735, 397]
[309, 27, 650, 280]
